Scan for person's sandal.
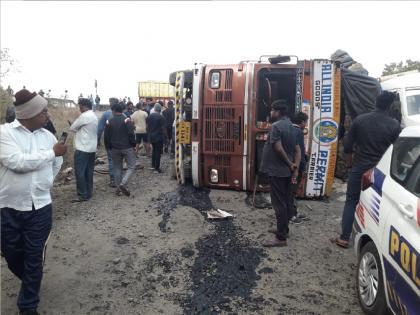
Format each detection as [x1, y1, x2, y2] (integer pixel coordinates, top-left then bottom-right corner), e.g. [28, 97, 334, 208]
[333, 237, 349, 249]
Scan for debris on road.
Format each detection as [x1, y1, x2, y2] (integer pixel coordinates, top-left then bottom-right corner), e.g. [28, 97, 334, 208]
[206, 208, 233, 220]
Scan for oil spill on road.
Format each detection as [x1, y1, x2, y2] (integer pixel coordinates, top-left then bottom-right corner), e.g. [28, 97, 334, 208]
[154, 185, 213, 232]
[152, 185, 267, 314]
[182, 220, 267, 314]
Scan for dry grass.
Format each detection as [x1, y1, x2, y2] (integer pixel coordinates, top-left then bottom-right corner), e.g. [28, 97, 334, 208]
[0, 88, 82, 168]
[1, 89, 93, 169]
[0, 86, 13, 124]
[47, 106, 80, 168]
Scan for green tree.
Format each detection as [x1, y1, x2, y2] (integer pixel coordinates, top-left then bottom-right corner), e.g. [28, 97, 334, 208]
[382, 59, 420, 76]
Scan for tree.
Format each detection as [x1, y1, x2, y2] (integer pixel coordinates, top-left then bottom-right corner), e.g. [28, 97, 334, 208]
[0, 49, 16, 123]
[0, 48, 19, 79]
[382, 59, 420, 76]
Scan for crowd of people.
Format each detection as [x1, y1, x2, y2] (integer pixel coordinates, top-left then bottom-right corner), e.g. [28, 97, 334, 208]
[0, 89, 177, 314]
[259, 91, 399, 248]
[0, 86, 400, 314]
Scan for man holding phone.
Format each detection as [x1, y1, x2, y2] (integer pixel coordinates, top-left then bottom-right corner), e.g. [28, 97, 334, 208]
[0, 89, 66, 315]
[69, 98, 98, 202]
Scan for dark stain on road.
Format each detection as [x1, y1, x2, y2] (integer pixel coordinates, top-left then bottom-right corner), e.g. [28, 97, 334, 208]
[182, 220, 267, 314]
[153, 185, 267, 314]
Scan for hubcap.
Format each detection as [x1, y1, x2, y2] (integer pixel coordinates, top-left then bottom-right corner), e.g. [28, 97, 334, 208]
[358, 252, 379, 306]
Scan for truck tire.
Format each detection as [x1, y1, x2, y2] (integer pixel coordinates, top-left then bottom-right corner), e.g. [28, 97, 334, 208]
[169, 70, 193, 87]
[170, 160, 177, 180]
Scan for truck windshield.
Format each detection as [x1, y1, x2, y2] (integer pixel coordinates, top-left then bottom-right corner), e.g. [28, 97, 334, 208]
[406, 89, 420, 116]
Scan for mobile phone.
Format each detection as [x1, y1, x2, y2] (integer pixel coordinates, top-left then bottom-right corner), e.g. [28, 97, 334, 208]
[60, 132, 68, 144]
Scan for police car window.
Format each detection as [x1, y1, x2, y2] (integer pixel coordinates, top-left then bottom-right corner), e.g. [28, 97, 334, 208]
[391, 137, 420, 188]
[407, 159, 420, 196]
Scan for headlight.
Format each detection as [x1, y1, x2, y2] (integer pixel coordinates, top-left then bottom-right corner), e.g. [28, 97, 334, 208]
[210, 169, 218, 183]
[210, 72, 220, 89]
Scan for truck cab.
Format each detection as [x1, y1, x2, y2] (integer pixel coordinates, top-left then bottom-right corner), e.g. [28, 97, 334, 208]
[170, 55, 342, 198]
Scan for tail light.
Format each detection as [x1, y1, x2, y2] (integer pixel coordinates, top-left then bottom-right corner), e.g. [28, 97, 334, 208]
[361, 169, 374, 191]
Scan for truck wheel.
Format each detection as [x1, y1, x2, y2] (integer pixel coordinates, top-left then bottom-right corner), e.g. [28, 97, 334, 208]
[170, 161, 177, 180]
[169, 70, 193, 86]
[356, 241, 388, 315]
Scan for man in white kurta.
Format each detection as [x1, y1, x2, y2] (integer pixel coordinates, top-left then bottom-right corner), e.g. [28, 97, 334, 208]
[0, 89, 67, 315]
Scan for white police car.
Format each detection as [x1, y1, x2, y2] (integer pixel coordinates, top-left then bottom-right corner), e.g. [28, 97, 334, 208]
[353, 125, 420, 315]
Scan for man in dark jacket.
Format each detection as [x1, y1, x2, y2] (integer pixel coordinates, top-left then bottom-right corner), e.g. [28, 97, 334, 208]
[147, 103, 167, 173]
[260, 100, 301, 247]
[104, 103, 136, 196]
[335, 91, 400, 248]
[289, 112, 309, 224]
[163, 100, 175, 154]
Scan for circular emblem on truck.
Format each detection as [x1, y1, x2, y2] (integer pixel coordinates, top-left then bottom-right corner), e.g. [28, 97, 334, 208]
[313, 119, 338, 145]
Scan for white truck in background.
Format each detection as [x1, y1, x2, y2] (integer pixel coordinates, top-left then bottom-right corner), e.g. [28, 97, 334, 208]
[380, 71, 420, 128]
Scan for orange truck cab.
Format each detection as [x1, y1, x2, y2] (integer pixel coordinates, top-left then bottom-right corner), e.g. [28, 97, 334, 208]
[170, 55, 341, 198]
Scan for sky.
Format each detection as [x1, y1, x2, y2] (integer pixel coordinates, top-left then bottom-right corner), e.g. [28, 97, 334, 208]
[1, 1, 419, 103]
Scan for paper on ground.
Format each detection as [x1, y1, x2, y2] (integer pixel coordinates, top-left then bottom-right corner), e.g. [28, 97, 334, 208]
[207, 209, 233, 219]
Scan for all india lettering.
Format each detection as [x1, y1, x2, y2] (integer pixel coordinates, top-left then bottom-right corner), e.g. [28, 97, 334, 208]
[314, 63, 333, 112]
[321, 64, 332, 113]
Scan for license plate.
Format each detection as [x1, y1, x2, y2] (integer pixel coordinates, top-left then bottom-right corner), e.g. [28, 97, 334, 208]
[178, 121, 191, 144]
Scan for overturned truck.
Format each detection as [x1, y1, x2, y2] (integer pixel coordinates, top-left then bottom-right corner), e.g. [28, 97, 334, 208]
[170, 54, 380, 198]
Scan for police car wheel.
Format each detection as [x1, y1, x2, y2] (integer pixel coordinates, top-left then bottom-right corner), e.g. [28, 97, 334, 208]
[356, 241, 388, 315]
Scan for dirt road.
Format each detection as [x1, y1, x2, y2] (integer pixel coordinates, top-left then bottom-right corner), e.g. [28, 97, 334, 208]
[1, 154, 363, 315]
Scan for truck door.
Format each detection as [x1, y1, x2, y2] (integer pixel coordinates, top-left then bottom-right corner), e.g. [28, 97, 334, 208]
[201, 65, 248, 189]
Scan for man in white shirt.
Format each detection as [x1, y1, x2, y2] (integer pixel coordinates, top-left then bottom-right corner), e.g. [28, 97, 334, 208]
[69, 98, 98, 202]
[0, 89, 67, 315]
[130, 102, 150, 156]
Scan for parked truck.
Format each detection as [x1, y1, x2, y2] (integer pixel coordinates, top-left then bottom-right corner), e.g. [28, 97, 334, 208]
[170, 55, 347, 198]
[138, 80, 175, 106]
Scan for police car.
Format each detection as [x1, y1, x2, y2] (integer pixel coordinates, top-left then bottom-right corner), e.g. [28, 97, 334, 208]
[353, 125, 420, 315]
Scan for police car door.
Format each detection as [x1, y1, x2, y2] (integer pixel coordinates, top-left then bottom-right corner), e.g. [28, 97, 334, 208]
[381, 136, 420, 315]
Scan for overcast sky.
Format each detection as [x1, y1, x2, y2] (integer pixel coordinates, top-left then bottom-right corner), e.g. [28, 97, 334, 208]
[1, 1, 419, 103]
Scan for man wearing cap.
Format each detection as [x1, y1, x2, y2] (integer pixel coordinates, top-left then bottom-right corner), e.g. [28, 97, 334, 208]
[69, 98, 98, 202]
[0, 89, 67, 315]
[147, 103, 168, 173]
[259, 100, 301, 247]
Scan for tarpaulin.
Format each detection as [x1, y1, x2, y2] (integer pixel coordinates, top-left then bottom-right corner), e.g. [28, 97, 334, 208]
[341, 68, 381, 118]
